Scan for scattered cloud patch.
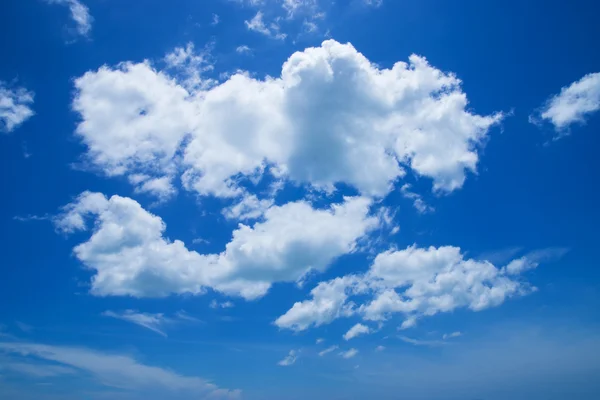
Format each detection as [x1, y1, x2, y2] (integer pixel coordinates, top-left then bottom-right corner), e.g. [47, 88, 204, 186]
[375, 345, 385, 352]
[530, 72, 600, 137]
[45, 0, 93, 37]
[245, 11, 286, 40]
[442, 331, 462, 340]
[339, 348, 358, 359]
[399, 336, 446, 347]
[210, 300, 235, 309]
[318, 345, 338, 356]
[277, 350, 297, 366]
[343, 323, 371, 340]
[0, 81, 34, 133]
[400, 184, 434, 214]
[235, 45, 252, 54]
[102, 310, 171, 337]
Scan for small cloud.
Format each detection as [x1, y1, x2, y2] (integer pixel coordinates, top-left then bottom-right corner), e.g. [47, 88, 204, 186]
[278, 349, 297, 366]
[316, 338, 325, 344]
[102, 310, 201, 337]
[245, 11, 286, 40]
[442, 331, 462, 340]
[0, 81, 35, 133]
[375, 345, 385, 352]
[45, 0, 93, 38]
[339, 348, 358, 359]
[318, 345, 338, 356]
[400, 184, 434, 214]
[236, 45, 252, 54]
[399, 316, 418, 330]
[343, 323, 371, 341]
[211, 13, 220, 26]
[399, 336, 446, 347]
[209, 300, 235, 309]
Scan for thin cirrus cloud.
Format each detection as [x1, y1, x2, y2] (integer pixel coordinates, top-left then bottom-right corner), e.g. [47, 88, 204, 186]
[530, 72, 600, 136]
[0, 81, 34, 133]
[0, 341, 240, 399]
[102, 310, 201, 337]
[277, 349, 297, 366]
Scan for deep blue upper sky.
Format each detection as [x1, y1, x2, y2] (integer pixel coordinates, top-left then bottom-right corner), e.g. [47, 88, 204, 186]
[1, 1, 600, 399]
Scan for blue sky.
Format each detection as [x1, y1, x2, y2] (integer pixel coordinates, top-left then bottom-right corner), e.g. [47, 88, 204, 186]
[1, 0, 600, 399]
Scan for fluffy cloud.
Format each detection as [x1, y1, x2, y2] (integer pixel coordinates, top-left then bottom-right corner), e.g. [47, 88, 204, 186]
[71, 40, 502, 201]
[276, 245, 547, 331]
[45, 0, 93, 37]
[343, 323, 371, 340]
[54, 192, 378, 299]
[531, 72, 600, 134]
[0, 341, 239, 399]
[0, 81, 34, 133]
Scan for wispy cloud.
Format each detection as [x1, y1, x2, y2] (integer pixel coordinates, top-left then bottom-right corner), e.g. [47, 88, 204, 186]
[45, 0, 93, 37]
[245, 12, 286, 40]
[400, 184, 434, 214]
[278, 349, 297, 366]
[0, 341, 240, 398]
[339, 348, 358, 359]
[399, 336, 446, 347]
[210, 300, 235, 309]
[102, 310, 201, 337]
[318, 345, 338, 356]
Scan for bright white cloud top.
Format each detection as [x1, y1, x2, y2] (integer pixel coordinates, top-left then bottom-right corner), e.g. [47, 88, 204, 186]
[0, 81, 34, 133]
[71, 40, 503, 202]
[51, 40, 532, 335]
[531, 72, 600, 134]
[54, 191, 377, 299]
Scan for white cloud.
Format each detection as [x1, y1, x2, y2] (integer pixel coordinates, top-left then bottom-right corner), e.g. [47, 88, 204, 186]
[277, 349, 297, 366]
[222, 194, 273, 220]
[0, 341, 240, 398]
[277, 245, 545, 331]
[531, 72, 600, 135]
[210, 300, 235, 309]
[274, 276, 364, 331]
[375, 345, 385, 352]
[442, 331, 462, 340]
[318, 345, 338, 356]
[0, 81, 34, 133]
[339, 348, 358, 359]
[316, 338, 325, 344]
[45, 0, 93, 37]
[245, 12, 286, 40]
[400, 184, 434, 214]
[71, 40, 502, 201]
[102, 310, 171, 337]
[343, 323, 371, 341]
[212, 14, 220, 26]
[54, 192, 377, 300]
[399, 336, 445, 347]
[235, 45, 252, 54]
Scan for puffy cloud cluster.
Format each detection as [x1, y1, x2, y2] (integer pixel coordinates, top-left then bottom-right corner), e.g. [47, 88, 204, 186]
[54, 191, 378, 299]
[71, 40, 502, 202]
[275, 245, 545, 331]
[0, 81, 34, 133]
